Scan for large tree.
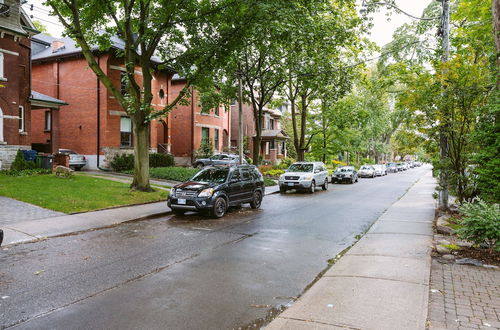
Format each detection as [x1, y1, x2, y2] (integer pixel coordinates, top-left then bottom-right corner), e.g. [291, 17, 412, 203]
[45, 0, 258, 190]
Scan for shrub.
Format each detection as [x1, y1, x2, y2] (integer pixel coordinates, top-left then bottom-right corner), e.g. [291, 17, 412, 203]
[332, 159, 347, 167]
[110, 153, 135, 172]
[149, 153, 174, 168]
[111, 153, 175, 172]
[149, 167, 199, 182]
[259, 165, 272, 174]
[279, 157, 295, 169]
[263, 169, 285, 178]
[195, 139, 214, 159]
[264, 178, 277, 186]
[10, 150, 36, 171]
[456, 198, 500, 252]
[0, 168, 52, 176]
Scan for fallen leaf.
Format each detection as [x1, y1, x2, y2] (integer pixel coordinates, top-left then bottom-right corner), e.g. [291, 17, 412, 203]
[34, 270, 45, 275]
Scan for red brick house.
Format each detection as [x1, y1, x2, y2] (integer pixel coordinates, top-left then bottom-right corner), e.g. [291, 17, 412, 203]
[230, 104, 288, 164]
[0, 0, 39, 168]
[169, 75, 231, 165]
[30, 33, 173, 169]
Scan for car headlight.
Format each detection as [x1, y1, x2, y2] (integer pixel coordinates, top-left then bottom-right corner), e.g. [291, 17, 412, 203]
[279, 174, 285, 181]
[198, 188, 214, 198]
[302, 175, 313, 181]
[170, 188, 176, 196]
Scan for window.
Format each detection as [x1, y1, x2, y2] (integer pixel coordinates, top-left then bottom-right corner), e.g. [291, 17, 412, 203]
[120, 117, 132, 147]
[0, 52, 4, 79]
[269, 140, 275, 149]
[241, 169, 251, 181]
[44, 111, 51, 131]
[215, 106, 220, 116]
[120, 72, 128, 96]
[18, 106, 25, 132]
[159, 89, 165, 99]
[201, 127, 209, 144]
[214, 129, 219, 150]
[230, 169, 241, 182]
[270, 119, 274, 130]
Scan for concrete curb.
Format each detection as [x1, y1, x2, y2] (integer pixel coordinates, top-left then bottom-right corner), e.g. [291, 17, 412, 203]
[265, 170, 437, 330]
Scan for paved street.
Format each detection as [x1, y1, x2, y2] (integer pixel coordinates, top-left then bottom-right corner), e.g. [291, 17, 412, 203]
[1, 166, 430, 329]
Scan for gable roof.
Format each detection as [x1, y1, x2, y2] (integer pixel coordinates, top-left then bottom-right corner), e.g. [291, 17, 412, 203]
[31, 32, 164, 66]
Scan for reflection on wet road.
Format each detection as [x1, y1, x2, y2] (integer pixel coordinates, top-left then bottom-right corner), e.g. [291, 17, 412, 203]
[0, 167, 431, 329]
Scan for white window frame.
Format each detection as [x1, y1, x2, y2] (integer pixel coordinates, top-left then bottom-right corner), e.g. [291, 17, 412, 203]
[0, 107, 4, 142]
[0, 52, 4, 80]
[18, 105, 25, 132]
[44, 111, 51, 131]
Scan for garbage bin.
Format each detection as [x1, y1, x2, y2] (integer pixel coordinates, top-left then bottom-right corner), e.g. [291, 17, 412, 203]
[22, 150, 38, 162]
[38, 155, 54, 169]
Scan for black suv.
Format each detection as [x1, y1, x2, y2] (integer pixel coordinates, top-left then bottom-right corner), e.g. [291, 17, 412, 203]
[167, 165, 265, 218]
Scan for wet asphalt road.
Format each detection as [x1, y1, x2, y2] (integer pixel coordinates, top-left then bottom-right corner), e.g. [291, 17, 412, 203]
[0, 166, 431, 330]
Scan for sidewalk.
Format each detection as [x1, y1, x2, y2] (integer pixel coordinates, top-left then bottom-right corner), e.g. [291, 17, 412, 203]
[2, 201, 170, 247]
[2, 178, 279, 247]
[266, 170, 436, 330]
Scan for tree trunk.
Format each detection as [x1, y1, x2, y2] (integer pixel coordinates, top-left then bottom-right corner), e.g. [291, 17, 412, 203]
[131, 119, 152, 192]
[297, 94, 308, 161]
[253, 107, 263, 165]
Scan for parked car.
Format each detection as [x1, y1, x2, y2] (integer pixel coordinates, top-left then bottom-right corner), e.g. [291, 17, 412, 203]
[358, 165, 376, 178]
[168, 165, 264, 218]
[396, 163, 405, 171]
[278, 162, 329, 193]
[331, 166, 358, 184]
[386, 162, 398, 173]
[193, 154, 247, 168]
[58, 149, 87, 170]
[373, 164, 387, 176]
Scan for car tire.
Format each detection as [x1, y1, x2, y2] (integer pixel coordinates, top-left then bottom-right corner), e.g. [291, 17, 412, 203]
[173, 209, 185, 216]
[195, 163, 204, 169]
[250, 190, 263, 209]
[309, 180, 316, 193]
[212, 197, 227, 218]
[322, 179, 328, 190]
[279, 187, 287, 194]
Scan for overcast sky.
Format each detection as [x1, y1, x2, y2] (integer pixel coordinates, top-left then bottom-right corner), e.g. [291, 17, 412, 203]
[24, 0, 433, 49]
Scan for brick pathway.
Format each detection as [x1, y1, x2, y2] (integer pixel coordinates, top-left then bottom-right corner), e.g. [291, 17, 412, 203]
[428, 258, 500, 329]
[0, 197, 64, 226]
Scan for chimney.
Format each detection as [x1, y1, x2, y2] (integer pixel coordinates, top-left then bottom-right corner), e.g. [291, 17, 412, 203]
[52, 40, 65, 53]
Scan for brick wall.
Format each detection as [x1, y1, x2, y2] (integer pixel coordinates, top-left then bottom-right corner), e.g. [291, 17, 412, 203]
[170, 80, 231, 163]
[31, 51, 172, 169]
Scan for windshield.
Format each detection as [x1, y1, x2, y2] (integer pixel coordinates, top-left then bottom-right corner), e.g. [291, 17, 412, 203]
[336, 167, 353, 173]
[191, 167, 229, 184]
[361, 166, 372, 170]
[288, 164, 313, 172]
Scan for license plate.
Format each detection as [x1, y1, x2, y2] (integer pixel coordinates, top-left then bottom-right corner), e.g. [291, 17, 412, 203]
[177, 199, 186, 205]
[287, 183, 294, 187]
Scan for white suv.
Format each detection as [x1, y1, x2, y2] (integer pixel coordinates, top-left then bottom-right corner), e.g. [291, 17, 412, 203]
[279, 162, 329, 193]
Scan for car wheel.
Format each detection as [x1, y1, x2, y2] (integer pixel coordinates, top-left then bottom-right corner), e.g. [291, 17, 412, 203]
[322, 179, 328, 190]
[212, 197, 227, 218]
[309, 180, 316, 193]
[279, 187, 287, 194]
[196, 163, 204, 169]
[173, 209, 185, 216]
[250, 190, 263, 209]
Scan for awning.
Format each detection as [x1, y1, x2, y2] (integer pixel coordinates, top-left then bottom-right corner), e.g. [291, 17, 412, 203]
[30, 90, 68, 109]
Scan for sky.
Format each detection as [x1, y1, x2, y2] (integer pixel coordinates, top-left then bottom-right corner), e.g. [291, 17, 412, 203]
[23, 0, 433, 48]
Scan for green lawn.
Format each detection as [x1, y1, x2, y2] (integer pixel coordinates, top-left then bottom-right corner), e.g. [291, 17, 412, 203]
[0, 174, 168, 214]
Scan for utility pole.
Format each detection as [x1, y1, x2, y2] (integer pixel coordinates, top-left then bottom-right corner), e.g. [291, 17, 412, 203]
[237, 68, 244, 165]
[438, 0, 450, 210]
